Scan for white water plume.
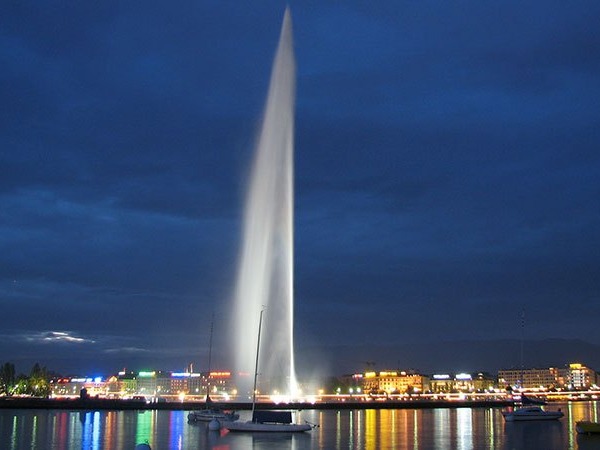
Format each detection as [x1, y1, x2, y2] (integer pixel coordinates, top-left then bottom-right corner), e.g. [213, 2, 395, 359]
[231, 8, 298, 399]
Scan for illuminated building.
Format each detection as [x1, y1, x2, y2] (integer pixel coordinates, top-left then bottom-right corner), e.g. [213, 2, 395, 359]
[453, 373, 474, 392]
[497, 367, 562, 389]
[155, 372, 172, 395]
[567, 363, 597, 389]
[169, 372, 192, 395]
[205, 371, 235, 397]
[50, 376, 106, 397]
[498, 363, 598, 390]
[187, 373, 203, 395]
[428, 373, 494, 393]
[136, 371, 158, 396]
[472, 372, 496, 391]
[362, 370, 429, 394]
[429, 374, 453, 393]
[117, 371, 137, 395]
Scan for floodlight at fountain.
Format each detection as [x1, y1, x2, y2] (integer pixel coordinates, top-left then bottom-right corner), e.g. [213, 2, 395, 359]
[231, 8, 298, 399]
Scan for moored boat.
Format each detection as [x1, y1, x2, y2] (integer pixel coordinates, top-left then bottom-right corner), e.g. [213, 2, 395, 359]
[576, 421, 600, 434]
[520, 394, 547, 405]
[187, 409, 239, 423]
[223, 310, 317, 433]
[188, 315, 239, 425]
[224, 410, 313, 432]
[502, 406, 564, 422]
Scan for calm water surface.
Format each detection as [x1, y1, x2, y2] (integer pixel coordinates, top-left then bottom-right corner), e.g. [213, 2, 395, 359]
[1, 402, 599, 449]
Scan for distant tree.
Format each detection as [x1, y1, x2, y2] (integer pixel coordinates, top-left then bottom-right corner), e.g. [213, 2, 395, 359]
[28, 363, 51, 397]
[13, 376, 29, 395]
[30, 363, 46, 378]
[0, 362, 16, 395]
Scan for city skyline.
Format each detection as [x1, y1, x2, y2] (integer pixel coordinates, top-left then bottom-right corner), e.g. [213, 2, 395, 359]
[2, 1, 599, 376]
[3, 358, 598, 400]
[2, 337, 600, 380]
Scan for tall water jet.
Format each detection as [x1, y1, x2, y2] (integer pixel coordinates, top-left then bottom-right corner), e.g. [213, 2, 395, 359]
[232, 9, 297, 398]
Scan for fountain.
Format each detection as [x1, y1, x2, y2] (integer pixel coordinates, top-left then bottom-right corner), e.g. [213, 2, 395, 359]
[231, 8, 298, 399]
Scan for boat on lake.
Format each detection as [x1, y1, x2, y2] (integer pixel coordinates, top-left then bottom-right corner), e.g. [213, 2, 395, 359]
[502, 406, 564, 422]
[576, 421, 600, 434]
[187, 408, 239, 423]
[188, 315, 239, 424]
[520, 393, 547, 405]
[224, 410, 313, 432]
[223, 310, 317, 433]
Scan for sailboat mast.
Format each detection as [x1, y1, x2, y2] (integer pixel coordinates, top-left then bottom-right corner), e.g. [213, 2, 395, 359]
[251, 310, 264, 421]
[206, 313, 214, 401]
[520, 308, 525, 391]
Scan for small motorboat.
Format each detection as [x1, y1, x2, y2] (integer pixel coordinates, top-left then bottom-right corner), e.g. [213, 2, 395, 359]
[502, 406, 564, 422]
[576, 421, 600, 434]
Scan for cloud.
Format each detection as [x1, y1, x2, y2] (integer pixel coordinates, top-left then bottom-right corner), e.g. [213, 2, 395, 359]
[13, 331, 96, 345]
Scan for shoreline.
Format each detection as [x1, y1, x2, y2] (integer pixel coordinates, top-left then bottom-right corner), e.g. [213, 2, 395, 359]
[1, 397, 518, 411]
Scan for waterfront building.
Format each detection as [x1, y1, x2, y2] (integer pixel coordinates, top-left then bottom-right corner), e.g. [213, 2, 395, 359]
[427, 372, 494, 393]
[498, 362, 598, 390]
[453, 373, 475, 392]
[50, 377, 106, 398]
[166, 372, 198, 396]
[566, 363, 598, 389]
[116, 371, 137, 395]
[158, 371, 172, 393]
[167, 371, 236, 398]
[105, 375, 120, 395]
[429, 374, 453, 393]
[136, 371, 158, 397]
[362, 370, 429, 394]
[187, 373, 204, 395]
[205, 371, 235, 398]
[472, 372, 496, 391]
[497, 367, 562, 389]
[168, 372, 210, 396]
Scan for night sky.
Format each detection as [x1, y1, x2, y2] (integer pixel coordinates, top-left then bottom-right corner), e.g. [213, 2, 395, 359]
[2, 1, 599, 377]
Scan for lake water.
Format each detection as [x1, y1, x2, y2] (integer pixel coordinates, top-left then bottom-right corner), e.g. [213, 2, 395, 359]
[1, 402, 599, 449]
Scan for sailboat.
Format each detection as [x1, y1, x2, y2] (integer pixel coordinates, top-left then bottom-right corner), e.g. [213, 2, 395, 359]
[501, 309, 562, 422]
[188, 316, 239, 423]
[224, 310, 316, 432]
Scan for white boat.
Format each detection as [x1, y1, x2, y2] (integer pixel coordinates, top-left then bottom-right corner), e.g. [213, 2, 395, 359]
[188, 409, 239, 423]
[502, 406, 564, 422]
[223, 310, 317, 433]
[225, 410, 313, 432]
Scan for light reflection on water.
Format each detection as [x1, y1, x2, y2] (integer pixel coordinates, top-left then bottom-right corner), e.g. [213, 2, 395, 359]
[0, 402, 598, 449]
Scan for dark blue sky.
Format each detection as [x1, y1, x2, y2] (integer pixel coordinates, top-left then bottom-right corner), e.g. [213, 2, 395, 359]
[1, 1, 599, 376]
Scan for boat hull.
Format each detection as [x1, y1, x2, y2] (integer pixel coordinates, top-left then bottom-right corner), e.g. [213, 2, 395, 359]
[502, 407, 564, 422]
[225, 421, 312, 432]
[188, 410, 239, 423]
[576, 421, 600, 434]
[503, 414, 563, 422]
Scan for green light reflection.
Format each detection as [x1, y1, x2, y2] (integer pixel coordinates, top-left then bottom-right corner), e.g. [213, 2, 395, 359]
[135, 411, 154, 447]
